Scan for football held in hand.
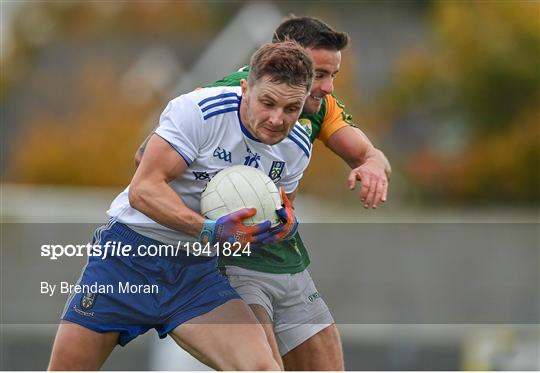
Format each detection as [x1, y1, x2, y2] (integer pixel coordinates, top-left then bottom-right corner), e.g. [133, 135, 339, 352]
[200, 165, 282, 227]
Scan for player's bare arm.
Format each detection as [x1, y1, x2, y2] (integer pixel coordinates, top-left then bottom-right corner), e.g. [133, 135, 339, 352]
[131, 134, 272, 246]
[129, 133, 206, 237]
[134, 127, 157, 168]
[327, 126, 391, 209]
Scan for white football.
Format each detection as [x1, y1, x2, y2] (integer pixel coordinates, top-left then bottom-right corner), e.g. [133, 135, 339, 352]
[200, 165, 282, 226]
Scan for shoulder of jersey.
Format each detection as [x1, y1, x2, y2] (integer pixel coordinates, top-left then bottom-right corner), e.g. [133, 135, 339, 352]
[181, 86, 242, 121]
[325, 93, 349, 113]
[285, 122, 312, 159]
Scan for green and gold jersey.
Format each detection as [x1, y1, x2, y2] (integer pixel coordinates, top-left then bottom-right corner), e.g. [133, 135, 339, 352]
[205, 66, 357, 274]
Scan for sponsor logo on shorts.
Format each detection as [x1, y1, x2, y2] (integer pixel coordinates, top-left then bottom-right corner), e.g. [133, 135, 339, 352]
[308, 291, 320, 302]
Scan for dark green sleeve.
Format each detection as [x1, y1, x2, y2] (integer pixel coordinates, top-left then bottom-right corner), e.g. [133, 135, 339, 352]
[203, 67, 249, 88]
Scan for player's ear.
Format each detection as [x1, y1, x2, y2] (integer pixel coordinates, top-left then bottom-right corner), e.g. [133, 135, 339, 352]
[240, 79, 248, 97]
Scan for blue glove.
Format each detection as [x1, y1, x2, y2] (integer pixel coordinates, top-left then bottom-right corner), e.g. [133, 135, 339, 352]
[261, 188, 298, 244]
[199, 208, 273, 245]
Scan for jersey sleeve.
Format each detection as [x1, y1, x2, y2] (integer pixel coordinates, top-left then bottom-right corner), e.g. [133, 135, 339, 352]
[154, 96, 203, 166]
[317, 94, 357, 145]
[278, 169, 303, 194]
[203, 67, 249, 88]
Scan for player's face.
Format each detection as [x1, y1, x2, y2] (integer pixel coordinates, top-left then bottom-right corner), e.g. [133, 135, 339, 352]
[303, 48, 342, 114]
[241, 77, 308, 145]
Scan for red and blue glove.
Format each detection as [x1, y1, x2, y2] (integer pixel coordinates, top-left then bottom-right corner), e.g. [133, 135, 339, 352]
[261, 188, 298, 244]
[199, 208, 273, 246]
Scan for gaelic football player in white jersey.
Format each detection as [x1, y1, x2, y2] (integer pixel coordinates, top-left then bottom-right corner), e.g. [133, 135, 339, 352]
[134, 17, 391, 371]
[48, 41, 313, 371]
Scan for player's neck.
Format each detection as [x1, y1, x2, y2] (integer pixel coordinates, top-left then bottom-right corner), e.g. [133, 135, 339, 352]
[239, 98, 248, 126]
[239, 98, 258, 140]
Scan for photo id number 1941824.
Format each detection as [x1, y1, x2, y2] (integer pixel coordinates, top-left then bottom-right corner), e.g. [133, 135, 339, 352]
[186, 242, 251, 257]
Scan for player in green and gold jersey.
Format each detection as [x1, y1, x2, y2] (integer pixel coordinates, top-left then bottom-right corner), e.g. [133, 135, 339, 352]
[135, 16, 390, 371]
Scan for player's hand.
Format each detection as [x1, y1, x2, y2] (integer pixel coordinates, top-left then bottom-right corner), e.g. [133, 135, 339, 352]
[347, 157, 388, 209]
[261, 188, 298, 244]
[199, 208, 273, 245]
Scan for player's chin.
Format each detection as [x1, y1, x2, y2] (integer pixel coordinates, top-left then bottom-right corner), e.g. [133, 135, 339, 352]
[303, 97, 322, 113]
[259, 130, 286, 145]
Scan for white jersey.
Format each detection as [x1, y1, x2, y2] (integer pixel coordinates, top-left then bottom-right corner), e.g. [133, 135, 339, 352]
[107, 86, 312, 244]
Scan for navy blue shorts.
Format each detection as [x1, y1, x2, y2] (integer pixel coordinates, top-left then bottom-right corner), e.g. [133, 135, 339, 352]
[62, 221, 240, 346]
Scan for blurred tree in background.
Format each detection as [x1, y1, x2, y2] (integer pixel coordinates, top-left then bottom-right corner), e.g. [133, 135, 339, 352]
[2, 1, 538, 206]
[3, 1, 242, 186]
[9, 60, 158, 186]
[378, 0, 539, 204]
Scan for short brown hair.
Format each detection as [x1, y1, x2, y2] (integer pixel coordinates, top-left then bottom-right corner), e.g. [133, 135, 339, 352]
[272, 16, 349, 51]
[248, 41, 313, 92]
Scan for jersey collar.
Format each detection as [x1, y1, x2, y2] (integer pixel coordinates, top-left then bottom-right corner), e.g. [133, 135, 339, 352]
[237, 96, 262, 143]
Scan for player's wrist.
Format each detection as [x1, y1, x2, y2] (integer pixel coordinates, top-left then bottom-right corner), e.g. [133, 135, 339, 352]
[198, 219, 217, 244]
[273, 208, 298, 241]
[365, 149, 389, 168]
[284, 217, 299, 240]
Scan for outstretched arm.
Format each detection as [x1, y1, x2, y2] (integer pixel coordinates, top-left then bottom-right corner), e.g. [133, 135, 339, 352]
[326, 126, 391, 209]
